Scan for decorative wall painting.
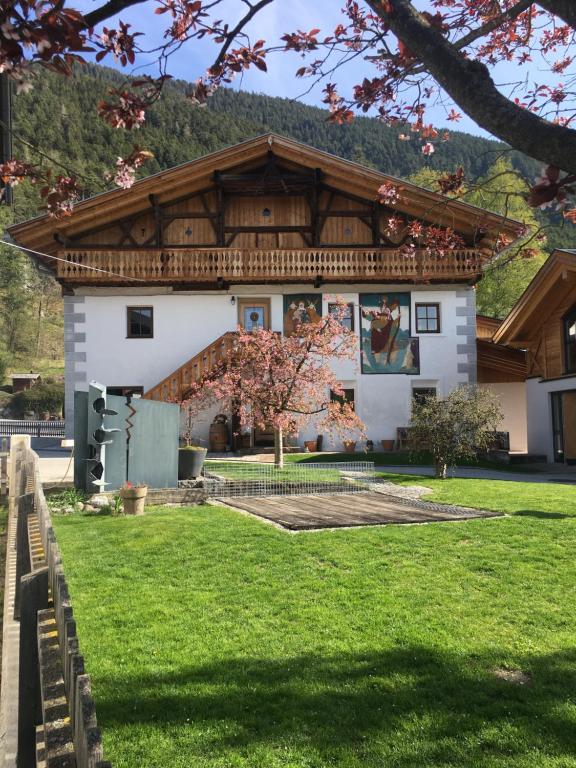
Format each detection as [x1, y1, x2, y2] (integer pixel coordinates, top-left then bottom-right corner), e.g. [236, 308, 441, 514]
[283, 294, 323, 336]
[359, 293, 420, 374]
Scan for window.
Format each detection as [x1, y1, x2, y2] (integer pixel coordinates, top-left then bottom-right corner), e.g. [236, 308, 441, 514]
[412, 387, 436, 406]
[127, 306, 153, 338]
[328, 302, 354, 331]
[331, 388, 355, 409]
[564, 305, 576, 373]
[415, 303, 440, 333]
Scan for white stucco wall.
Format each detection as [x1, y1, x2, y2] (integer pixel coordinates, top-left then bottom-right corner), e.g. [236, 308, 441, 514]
[66, 283, 475, 449]
[479, 382, 527, 453]
[525, 376, 576, 462]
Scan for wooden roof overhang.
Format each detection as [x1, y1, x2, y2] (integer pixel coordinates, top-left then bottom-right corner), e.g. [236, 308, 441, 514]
[8, 134, 523, 268]
[477, 339, 527, 382]
[476, 314, 502, 340]
[494, 250, 576, 347]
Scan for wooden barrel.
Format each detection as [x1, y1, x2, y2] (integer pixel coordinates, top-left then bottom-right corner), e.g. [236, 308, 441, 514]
[209, 419, 228, 451]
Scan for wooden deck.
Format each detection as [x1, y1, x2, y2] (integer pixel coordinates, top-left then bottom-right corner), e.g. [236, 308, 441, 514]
[221, 492, 502, 531]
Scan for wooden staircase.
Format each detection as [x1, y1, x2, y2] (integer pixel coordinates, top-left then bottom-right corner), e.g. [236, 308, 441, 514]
[143, 332, 237, 403]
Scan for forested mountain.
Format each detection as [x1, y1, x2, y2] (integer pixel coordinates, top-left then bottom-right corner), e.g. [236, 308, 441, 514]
[1, 63, 574, 383]
[11, 63, 545, 216]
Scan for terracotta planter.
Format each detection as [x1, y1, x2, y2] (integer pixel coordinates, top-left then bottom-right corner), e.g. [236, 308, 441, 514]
[120, 486, 148, 515]
[304, 440, 317, 452]
[343, 440, 356, 453]
[381, 439, 395, 451]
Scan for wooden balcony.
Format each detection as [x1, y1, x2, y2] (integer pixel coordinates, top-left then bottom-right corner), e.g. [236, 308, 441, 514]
[143, 332, 237, 403]
[56, 247, 483, 285]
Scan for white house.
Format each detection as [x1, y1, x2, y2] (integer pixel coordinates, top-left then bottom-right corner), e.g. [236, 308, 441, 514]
[8, 134, 522, 451]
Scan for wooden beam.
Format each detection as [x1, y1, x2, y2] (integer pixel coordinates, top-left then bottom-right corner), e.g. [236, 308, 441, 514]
[149, 194, 162, 247]
[224, 226, 314, 234]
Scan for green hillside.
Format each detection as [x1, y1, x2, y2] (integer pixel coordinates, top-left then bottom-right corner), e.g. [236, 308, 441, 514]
[0, 63, 573, 384]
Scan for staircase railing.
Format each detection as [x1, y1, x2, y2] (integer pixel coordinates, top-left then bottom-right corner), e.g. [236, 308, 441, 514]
[143, 332, 237, 403]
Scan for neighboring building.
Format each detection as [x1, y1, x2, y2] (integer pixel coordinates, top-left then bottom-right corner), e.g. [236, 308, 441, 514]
[494, 249, 576, 464]
[476, 315, 527, 453]
[8, 134, 521, 448]
[11, 373, 42, 393]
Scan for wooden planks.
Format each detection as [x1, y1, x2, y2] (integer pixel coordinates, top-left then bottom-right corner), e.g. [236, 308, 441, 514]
[223, 492, 502, 530]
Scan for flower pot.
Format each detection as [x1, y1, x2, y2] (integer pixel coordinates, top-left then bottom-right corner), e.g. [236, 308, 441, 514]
[381, 439, 395, 451]
[120, 486, 148, 515]
[343, 440, 356, 453]
[304, 440, 317, 452]
[178, 447, 207, 479]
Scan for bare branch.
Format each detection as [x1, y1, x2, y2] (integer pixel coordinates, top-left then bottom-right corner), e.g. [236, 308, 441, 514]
[211, 0, 275, 70]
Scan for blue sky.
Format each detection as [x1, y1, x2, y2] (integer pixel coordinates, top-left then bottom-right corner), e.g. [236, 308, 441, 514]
[75, 0, 558, 139]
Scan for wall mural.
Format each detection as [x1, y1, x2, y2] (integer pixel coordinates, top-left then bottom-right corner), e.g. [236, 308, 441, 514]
[359, 293, 420, 374]
[283, 294, 323, 336]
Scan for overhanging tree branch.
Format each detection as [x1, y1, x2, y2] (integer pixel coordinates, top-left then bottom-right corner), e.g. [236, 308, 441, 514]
[535, 0, 576, 28]
[83, 0, 150, 28]
[365, 0, 576, 174]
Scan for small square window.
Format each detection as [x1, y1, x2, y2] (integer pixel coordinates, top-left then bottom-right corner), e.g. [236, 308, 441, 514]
[328, 302, 354, 332]
[127, 306, 153, 338]
[415, 303, 440, 333]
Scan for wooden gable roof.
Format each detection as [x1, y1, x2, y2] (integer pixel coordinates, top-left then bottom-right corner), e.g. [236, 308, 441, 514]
[8, 133, 523, 260]
[494, 250, 576, 346]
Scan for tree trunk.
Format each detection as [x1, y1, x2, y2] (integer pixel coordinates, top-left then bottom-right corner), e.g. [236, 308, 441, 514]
[274, 427, 284, 469]
[435, 460, 447, 480]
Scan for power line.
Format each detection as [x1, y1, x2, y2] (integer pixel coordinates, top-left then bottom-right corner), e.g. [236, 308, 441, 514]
[2, 239, 147, 282]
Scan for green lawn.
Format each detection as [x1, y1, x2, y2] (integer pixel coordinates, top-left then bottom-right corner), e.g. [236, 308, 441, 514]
[285, 451, 535, 472]
[54, 478, 576, 768]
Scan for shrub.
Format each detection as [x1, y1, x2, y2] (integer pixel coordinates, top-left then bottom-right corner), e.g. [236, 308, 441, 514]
[11, 381, 64, 418]
[409, 387, 503, 479]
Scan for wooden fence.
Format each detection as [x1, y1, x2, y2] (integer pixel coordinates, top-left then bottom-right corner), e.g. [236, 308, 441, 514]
[11, 440, 111, 768]
[0, 420, 66, 438]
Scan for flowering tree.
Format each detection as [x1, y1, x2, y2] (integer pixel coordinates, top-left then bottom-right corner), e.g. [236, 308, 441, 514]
[1, 1, 575, 220]
[181, 303, 365, 467]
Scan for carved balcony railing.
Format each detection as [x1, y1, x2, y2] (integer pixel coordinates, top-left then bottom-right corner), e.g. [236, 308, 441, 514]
[56, 247, 483, 284]
[143, 332, 237, 403]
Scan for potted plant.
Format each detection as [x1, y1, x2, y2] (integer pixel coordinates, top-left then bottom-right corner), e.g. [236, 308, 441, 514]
[178, 445, 208, 479]
[119, 482, 148, 515]
[179, 406, 208, 478]
[381, 439, 395, 451]
[343, 439, 356, 453]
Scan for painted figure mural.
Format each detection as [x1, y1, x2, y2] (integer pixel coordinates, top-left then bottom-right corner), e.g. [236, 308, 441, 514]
[359, 293, 420, 374]
[283, 294, 323, 336]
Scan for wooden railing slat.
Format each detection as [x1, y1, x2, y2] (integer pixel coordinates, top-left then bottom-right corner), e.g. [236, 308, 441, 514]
[57, 248, 483, 284]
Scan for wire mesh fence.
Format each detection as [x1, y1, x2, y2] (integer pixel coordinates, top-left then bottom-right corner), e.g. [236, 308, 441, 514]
[203, 460, 376, 498]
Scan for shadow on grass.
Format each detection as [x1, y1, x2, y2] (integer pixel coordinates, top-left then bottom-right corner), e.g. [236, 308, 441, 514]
[514, 510, 570, 520]
[95, 645, 576, 765]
